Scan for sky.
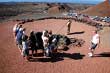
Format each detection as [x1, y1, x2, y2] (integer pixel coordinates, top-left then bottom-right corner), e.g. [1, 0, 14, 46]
[0, 0, 105, 4]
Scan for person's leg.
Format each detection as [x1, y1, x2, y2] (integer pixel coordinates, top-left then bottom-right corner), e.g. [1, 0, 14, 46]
[43, 44, 46, 57]
[43, 49, 45, 57]
[49, 45, 52, 53]
[35, 49, 37, 55]
[19, 40, 23, 52]
[31, 49, 34, 57]
[43, 46, 49, 57]
[67, 26, 69, 34]
[45, 47, 49, 57]
[25, 49, 30, 61]
[17, 43, 22, 53]
[42, 46, 45, 57]
[90, 49, 94, 57]
[22, 49, 25, 57]
[68, 27, 70, 34]
[88, 43, 94, 57]
[34, 46, 37, 54]
[31, 45, 35, 56]
[13, 33, 17, 44]
[89, 43, 97, 57]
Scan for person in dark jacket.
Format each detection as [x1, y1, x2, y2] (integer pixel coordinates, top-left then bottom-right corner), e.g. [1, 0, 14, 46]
[29, 31, 37, 56]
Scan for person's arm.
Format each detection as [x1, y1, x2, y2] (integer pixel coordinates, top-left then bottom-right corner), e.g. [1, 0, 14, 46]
[97, 35, 100, 48]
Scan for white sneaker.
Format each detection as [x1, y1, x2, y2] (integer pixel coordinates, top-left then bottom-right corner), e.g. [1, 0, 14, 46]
[88, 53, 93, 57]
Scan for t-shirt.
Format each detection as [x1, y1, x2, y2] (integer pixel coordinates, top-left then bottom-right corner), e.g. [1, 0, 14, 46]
[42, 35, 49, 47]
[91, 34, 100, 44]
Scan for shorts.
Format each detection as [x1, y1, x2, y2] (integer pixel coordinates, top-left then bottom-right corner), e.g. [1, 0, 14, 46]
[90, 42, 97, 50]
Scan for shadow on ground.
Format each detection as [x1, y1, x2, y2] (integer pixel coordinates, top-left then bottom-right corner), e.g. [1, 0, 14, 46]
[68, 31, 85, 35]
[29, 53, 85, 63]
[94, 52, 110, 57]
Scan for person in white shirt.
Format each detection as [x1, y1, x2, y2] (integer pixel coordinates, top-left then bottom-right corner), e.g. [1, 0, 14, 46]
[88, 30, 100, 57]
[42, 30, 49, 57]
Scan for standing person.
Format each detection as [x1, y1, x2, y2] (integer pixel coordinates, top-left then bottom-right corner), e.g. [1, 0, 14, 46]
[13, 23, 20, 44]
[16, 26, 23, 53]
[22, 34, 30, 61]
[88, 30, 100, 57]
[42, 30, 49, 57]
[29, 31, 37, 57]
[66, 20, 72, 35]
[14, 24, 23, 40]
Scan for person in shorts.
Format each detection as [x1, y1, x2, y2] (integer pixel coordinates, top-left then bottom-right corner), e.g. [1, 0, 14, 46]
[88, 30, 100, 57]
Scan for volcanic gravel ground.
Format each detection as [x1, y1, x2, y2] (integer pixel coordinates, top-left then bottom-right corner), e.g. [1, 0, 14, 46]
[0, 19, 110, 73]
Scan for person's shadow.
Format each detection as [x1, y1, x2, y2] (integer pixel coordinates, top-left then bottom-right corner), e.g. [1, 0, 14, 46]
[94, 52, 110, 57]
[29, 52, 85, 63]
[68, 31, 85, 35]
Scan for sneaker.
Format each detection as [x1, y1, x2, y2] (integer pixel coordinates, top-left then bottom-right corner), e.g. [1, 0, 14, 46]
[89, 48, 91, 50]
[88, 53, 93, 57]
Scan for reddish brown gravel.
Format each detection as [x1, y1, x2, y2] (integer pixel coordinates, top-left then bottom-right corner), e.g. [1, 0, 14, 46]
[0, 19, 110, 73]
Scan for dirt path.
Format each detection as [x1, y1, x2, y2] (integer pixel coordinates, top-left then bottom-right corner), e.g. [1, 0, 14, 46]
[0, 19, 110, 73]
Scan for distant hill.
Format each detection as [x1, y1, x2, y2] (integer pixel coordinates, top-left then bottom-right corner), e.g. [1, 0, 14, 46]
[81, 0, 110, 17]
[47, 4, 71, 14]
[0, 2, 92, 22]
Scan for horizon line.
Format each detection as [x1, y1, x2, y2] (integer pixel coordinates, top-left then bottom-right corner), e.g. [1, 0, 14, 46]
[0, 1, 103, 4]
